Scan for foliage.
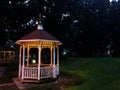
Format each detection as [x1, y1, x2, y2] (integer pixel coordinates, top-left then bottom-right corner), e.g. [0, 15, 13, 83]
[1, 0, 120, 56]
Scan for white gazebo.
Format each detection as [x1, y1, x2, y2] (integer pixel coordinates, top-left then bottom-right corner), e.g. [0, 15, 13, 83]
[16, 24, 62, 82]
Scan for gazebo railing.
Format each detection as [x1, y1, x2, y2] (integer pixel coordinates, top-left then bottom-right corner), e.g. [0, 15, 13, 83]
[23, 66, 55, 79]
[40, 67, 53, 79]
[55, 65, 59, 75]
[24, 67, 38, 79]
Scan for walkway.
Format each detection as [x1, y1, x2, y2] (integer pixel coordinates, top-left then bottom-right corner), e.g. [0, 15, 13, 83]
[0, 66, 6, 77]
[13, 78, 37, 89]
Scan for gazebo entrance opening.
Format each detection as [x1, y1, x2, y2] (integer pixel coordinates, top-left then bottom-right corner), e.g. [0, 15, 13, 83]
[28, 48, 38, 67]
[24, 47, 52, 67]
[41, 48, 51, 65]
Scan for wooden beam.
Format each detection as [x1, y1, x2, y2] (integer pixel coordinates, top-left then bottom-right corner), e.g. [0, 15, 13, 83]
[53, 46, 56, 78]
[18, 46, 22, 77]
[38, 45, 41, 80]
[27, 45, 30, 66]
[50, 46, 53, 65]
[22, 44, 25, 79]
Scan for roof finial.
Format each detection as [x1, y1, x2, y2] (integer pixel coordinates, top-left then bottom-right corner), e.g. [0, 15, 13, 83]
[39, 14, 42, 23]
[37, 14, 43, 30]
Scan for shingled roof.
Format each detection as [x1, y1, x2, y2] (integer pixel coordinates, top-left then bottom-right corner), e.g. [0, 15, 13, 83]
[16, 24, 62, 44]
[19, 29, 58, 40]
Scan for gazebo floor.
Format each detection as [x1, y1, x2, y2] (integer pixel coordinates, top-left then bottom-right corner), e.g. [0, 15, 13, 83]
[18, 77, 57, 83]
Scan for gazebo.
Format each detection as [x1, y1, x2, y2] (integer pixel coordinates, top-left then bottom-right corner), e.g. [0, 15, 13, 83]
[16, 24, 62, 82]
[0, 47, 15, 63]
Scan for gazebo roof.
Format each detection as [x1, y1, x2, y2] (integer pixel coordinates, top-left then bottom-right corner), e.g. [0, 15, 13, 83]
[16, 25, 62, 45]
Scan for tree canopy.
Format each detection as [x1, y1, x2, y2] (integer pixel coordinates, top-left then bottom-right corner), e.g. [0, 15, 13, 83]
[0, 0, 120, 57]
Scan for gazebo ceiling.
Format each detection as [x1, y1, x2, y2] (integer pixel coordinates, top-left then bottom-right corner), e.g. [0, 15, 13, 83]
[16, 26, 62, 45]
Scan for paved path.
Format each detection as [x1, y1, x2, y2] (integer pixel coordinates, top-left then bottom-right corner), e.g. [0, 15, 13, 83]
[0, 83, 15, 86]
[13, 78, 37, 90]
[0, 66, 16, 87]
[0, 67, 6, 77]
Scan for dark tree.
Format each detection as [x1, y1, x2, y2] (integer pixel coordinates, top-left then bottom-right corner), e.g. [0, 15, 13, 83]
[0, 0, 120, 57]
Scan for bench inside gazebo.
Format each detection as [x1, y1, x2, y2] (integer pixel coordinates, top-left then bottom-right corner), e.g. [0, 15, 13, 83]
[16, 24, 62, 82]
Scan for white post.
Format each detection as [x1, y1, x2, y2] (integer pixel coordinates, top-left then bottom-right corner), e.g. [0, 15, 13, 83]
[38, 45, 41, 80]
[50, 46, 53, 66]
[57, 46, 59, 75]
[18, 46, 22, 77]
[22, 44, 25, 80]
[53, 46, 56, 78]
[27, 45, 30, 67]
[4, 52, 5, 61]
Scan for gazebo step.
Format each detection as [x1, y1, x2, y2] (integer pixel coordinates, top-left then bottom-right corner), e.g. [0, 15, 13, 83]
[18, 77, 40, 83]
[18, 77, 57, 83]
[13, 77, 58, 90]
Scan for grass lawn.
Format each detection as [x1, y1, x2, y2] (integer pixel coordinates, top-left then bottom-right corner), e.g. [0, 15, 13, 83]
[60, 57, 120, 90]
[1, 57, 120, 90]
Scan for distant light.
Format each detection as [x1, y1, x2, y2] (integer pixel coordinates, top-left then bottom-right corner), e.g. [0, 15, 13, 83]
[109, 0, 118, 2]
[73, 20, 78, 23]
[96, 9, 99, 12]
[52, 3, 55, 7]
[63, 52, 66, 55]
[43, 15, 46, 18]
[37, 24, 43, 30]
[32, 59, 36, 64]
[61, 12, 70, 20]
[109, 0, 112, 2]
[5, 29, 8, 32]
[83, 1, 86, 4]
[26, 59, 28, 61]
[44, 6, 47, 12]
[27, 22, 29, 25]
[29, 19, 34, 24]
[11, 45, 14, 48]
[23, 0, 30, 6]
[24, 0, 30, 4]
[9, 1, 12, 4]
[36, 21, 38, 25]
[62, 12, 70, 17]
